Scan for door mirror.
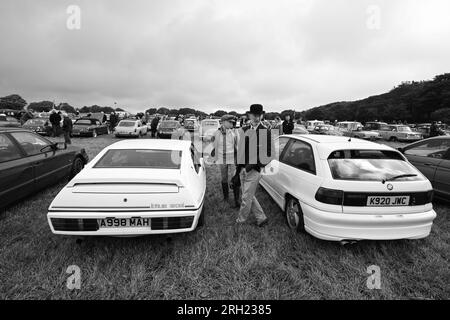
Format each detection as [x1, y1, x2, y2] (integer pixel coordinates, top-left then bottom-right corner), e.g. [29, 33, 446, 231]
[55, 142, 67, 150]
[398, 147, 405, 154]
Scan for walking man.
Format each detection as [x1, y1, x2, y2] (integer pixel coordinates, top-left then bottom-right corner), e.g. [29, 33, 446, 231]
[235, 104, 275, 227]
[62, 114, 73, 145]
[282, 114, 294, 134]
[49, 111, 62, 137]
[211, 114, 239, 207]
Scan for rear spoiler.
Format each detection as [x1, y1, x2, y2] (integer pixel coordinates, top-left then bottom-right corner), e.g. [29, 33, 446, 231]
[67, 179, 184, 188]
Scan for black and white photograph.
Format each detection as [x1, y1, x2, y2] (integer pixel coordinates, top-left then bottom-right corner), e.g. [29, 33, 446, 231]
[0, 0, 449, 307]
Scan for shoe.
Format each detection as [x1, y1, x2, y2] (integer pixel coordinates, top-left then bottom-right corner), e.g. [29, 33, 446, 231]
[257, 218, 269, 228]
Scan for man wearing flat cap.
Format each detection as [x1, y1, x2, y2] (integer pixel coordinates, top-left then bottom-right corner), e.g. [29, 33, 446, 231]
[211, 114, 240, 206]
[235, 104, 275, 227]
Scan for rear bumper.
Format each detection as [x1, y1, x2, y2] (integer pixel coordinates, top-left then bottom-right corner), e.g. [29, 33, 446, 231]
[115, 132, 139, 137]
[72, 131, 94, 137]
[302, 202, 436, 241]
[47, 205, 203, 236]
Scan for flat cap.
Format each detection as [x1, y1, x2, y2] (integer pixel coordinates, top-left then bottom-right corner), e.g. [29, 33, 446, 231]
[221, 114, 236, 123]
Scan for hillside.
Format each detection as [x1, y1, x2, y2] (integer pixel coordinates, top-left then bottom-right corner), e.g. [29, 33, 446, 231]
[302, 73, 450, 124]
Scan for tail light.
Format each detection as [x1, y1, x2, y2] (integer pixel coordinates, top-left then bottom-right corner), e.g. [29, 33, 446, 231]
[315, 187, 344, 205]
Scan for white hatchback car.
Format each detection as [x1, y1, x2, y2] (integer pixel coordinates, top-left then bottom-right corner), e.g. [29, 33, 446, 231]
[260, 135, 436, 241]
[115, 119, 147, 138]
[47, 139, 206, 236]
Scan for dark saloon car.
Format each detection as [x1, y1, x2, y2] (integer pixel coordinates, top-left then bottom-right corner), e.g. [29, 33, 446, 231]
[72, 118, 109, 137]
[157, 120, 182, 139]
[22, 118, 52, 136]
[311, 125, 343, 136]
[399, 136, 450, 200]
[0, 128, 89, 210]
[0, 114, 21, 128]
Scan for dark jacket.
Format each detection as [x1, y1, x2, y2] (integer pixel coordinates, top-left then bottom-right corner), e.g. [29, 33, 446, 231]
[237, 122, 275, 173]
[282, 120, 294, 135]
[50, 113, 61, 126]
[62, 117, 73, 132]
[151, 117, 160, 131]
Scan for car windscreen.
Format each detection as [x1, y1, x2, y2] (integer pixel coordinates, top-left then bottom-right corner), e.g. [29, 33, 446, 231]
[327, 149, 423, 181]
[75, 120, 93, 126]
[94, 149, 182, 169]
[160, 121, 177, 128]
[118, 121, 136, 127]
[202, 121, 218, 127]
[396, 126, 412, 132]
[25, 119, 46, 125]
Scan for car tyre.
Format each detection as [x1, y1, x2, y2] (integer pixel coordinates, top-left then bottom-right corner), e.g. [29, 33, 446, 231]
[285, 196, 305, 233]
[69, 157, 84, 180]
[390, 136, 398, 142]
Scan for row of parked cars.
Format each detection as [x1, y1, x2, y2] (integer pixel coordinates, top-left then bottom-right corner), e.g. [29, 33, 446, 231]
[155, 118, 222, 140]
[1, 122, 448, 242]
[301, 120, 447, 142]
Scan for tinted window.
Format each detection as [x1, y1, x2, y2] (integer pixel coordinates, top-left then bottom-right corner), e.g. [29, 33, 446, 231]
[94, 149, 182, 169]
[281, 140, 316, 174]
[0, 134, 22, 163]
[328, 149, 423, 181]
[404, 139, 450, 159]
[10, 132, 50, 156]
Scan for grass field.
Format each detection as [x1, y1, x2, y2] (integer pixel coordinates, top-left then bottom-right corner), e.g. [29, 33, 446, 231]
[0, 134, 449, 299]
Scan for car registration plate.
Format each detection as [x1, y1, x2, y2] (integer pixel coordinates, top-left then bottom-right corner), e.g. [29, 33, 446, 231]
[98, 218, 150, 228]
[367, 196, 410, 207]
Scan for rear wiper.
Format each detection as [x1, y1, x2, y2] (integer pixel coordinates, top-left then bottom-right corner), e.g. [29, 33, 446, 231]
[382, 174, 418, 184]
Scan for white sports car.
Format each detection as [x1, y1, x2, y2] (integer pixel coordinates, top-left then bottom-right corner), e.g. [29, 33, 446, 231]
[114, 119, 147, 138]
[47, 139, 206, 236]
[260, 135, 436, 242]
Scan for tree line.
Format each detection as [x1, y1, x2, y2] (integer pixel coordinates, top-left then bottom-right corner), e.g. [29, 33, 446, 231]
[2, 73, 449, 123]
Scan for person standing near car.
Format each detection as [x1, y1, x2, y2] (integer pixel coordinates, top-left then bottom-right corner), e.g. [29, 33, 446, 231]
[49, 111, 62, 137]
[234, 104, 274, 227]
[211, 114, 239, 206]
[282, 114, 294, 134]
[62, 114, 73, 145]
[150, 116, 160, 138]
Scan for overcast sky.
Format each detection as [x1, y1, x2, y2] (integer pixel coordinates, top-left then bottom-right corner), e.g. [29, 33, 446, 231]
[1, 0, 450, 113]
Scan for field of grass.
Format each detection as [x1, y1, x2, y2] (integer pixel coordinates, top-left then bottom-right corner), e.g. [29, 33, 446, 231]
[0, 134, 449, 299]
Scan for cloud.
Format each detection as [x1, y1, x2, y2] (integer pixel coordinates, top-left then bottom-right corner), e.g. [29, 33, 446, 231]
[0, 0, 449, 113]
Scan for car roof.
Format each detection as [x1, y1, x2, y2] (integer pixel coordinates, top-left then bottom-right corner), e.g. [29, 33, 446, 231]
[107, 139, 191, 151]
[0, 128, 28, 133]
[284, 134, 395, 159]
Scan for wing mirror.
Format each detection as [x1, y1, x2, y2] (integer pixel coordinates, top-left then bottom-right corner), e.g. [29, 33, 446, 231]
[397, 147, 405, 154]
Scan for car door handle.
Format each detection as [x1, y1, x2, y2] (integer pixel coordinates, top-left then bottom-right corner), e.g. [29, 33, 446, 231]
[34, 161, 42, 165]
[424, 163, 435, 167]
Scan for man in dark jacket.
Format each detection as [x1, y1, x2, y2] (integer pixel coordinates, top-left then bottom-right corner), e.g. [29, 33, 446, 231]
[49, 111, 62, 137]
[282, 114, 294, 134]
[150, 116, 160, 138]
[235, 104, 275, 227]
[62, 114, 73, 144]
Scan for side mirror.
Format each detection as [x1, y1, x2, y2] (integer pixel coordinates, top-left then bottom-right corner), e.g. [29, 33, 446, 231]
[55, 142, 67, 150]
[398, 147, 405, 154]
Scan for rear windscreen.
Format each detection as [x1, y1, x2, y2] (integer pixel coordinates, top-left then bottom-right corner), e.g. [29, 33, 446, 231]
[327, 149, 423, 181]
[94, 149, 182, 169]
[118, 121, 136, 127]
